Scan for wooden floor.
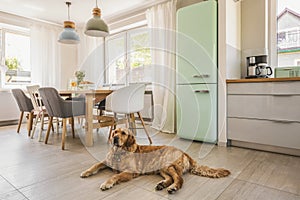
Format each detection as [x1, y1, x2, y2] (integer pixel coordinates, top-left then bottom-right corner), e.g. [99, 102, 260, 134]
[0, 123, 299, 200]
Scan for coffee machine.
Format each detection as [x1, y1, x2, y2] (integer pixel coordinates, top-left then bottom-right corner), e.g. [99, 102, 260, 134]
[246, 55, 271, 78]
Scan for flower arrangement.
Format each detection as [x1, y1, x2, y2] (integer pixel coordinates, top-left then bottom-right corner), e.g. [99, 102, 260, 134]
[75, 70, 85, 85]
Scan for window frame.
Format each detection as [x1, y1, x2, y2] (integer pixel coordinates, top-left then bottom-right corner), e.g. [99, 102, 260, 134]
[269, 0, 300, 68]
[268, 0, 278, 68]
[104, 25, 152, 87]
[0, 24, 31, 88]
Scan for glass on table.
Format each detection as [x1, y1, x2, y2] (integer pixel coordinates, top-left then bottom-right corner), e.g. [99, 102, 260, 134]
[68, 78, 77, 90]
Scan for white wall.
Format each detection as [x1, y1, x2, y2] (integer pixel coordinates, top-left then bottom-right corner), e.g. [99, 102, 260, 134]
[218, 0, 227, 146]
[226, 0, 241, 79]
[241, 0, 268, 77]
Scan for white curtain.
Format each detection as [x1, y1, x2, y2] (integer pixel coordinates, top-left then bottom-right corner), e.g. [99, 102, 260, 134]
[77, 31, 105, 87]
[30, 24, 61, 88]
[146, 0, 177, 133]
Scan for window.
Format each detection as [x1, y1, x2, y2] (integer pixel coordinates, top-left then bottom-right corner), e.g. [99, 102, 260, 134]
[128, 30, 152, 83]
[106, 33, 126, 84]
[0, 23, 30, 87]
[276, 0, 300, 67]
[105, 27, 152, 85]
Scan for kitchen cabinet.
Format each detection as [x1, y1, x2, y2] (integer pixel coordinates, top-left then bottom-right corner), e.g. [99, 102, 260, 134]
[227, 79, 300, 156]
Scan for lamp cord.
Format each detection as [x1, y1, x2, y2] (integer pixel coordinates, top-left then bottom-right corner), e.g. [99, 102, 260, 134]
[96, 0, 98, 8]
[66, 2, 71, 21]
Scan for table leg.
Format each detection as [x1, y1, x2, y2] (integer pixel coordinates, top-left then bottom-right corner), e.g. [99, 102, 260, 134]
[85, 94, 94, 146]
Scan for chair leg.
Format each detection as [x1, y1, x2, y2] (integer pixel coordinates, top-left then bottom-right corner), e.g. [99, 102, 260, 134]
[38, 112, 45, 142]
[113, 113, 117, 130]
[137, 112, 152, 144]
[125, 114, 130, 129]
[45, 117, 53, 144]
[31, 113, 40, 139]
[71, 117, 75, 138]
[96, 111, 103, 132]
[107, 125, 114, 143]
[41, 113, 45, 130]
[50, 117, 54, 132]
[27, 112, 34, 137]
[129, 113, 137, 135]
[62, 118, 67, 150]
[56, 118, 59, 134]
[17, 112, 24, 133]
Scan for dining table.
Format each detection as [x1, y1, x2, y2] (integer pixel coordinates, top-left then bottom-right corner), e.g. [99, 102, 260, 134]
[59, 89, 112, 146]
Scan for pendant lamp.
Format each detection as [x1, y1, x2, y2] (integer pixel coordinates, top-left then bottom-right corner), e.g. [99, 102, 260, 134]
[85, 0, 109, 37]
[58, 2, 80, 44]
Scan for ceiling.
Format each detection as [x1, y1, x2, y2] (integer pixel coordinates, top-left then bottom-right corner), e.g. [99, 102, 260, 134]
[0, 0, 159, 27]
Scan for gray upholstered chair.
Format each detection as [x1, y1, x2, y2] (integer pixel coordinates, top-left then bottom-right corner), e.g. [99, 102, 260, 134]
[38, 87, 85, 150]
[11, 89, 35, 136]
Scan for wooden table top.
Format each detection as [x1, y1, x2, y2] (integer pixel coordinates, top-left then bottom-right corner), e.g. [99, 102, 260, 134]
[59, 89, 113, 96]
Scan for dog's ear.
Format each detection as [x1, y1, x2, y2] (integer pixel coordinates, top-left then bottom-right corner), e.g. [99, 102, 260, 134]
[125, 135, 136, 148]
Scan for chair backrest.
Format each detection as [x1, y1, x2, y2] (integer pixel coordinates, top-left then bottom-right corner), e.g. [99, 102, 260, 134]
[11, 89, 34, 112]
[38, 87, 64, 117]
[106, 84, 145, 114]
[26, 85, 42, 112]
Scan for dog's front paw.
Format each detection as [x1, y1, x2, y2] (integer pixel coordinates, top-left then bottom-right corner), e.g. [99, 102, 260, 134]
[100, 181, 114, 191]
[155, 181, 166, 191]
[167, 185, 178, 194]
[80, 171, 92, 178]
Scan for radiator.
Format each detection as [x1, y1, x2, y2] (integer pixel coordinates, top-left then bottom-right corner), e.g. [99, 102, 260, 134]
[0, 91, 20, 124]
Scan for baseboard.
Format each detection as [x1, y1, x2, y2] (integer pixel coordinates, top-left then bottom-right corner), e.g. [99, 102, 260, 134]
[217, 141, 227, 147]
[0, 120, 19, 127]
[230, 140, 300, 157]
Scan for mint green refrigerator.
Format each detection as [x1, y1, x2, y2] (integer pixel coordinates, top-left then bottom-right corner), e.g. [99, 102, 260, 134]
[176, 0, 217, 143]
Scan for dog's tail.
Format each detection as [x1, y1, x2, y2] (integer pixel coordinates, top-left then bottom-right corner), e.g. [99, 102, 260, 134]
[190, 165, 230, 178]
[187, 154, 230, 178]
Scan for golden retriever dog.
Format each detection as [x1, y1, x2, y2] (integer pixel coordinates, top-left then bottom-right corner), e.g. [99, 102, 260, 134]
[80, 128, 230, 194]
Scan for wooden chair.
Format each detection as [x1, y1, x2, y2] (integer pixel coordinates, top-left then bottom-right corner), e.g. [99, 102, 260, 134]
[26, 85, 49, 141]
[11, 89, 35, 136]
[38, 87, 85, 150]
[106, 84, 152, 144]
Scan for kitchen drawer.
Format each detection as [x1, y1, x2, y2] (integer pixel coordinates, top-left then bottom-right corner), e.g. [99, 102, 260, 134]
[227, 94, 300, 122]
[176, 84, 217, 143]
[227, 82, 300, 95]
[228, 118, 300, 150]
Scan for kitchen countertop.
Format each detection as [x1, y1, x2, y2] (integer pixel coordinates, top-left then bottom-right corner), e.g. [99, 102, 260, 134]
[226, 77, 300, 83]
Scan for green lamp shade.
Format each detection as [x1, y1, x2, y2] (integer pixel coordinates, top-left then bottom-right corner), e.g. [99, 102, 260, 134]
[58, 28, 80, 44]
[84, 16, 109, 37]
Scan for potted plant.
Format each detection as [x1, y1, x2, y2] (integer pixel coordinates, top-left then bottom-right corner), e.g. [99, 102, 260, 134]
[75, 70, 85, 85]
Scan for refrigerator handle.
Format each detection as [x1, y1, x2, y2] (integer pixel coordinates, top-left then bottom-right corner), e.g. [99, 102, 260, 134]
[194, 90, 210, 94]
[193, 74, 210, 78]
